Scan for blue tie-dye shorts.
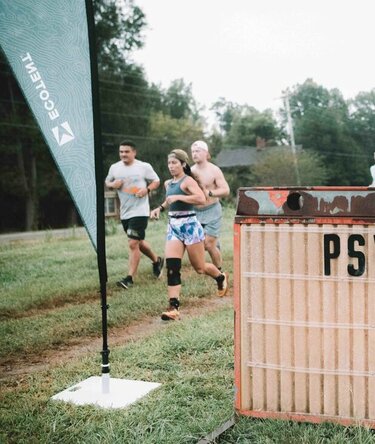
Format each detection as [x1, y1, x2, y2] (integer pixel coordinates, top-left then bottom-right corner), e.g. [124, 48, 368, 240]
[167, 215, 205, 245]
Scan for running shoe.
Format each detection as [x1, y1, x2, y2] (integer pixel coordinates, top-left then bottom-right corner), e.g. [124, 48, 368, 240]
[217, 272, 229, 297]
[152, 256, 164, 278]
[161, 306, 180, 321]
[116, 276, 133, 289]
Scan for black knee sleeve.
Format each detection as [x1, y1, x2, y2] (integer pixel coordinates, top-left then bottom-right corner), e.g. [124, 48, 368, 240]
[166, 258, 181, 286]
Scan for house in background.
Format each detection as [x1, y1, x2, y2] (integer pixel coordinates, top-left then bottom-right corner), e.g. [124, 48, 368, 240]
[214, 144, 302, 169]
[104, 187, 120, 219]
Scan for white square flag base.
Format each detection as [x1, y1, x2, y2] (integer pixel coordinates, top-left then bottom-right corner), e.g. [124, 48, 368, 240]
[51, 376, 161, 409]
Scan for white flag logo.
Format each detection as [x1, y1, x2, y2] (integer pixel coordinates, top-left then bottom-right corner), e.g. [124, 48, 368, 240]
[52, 121, 75, 146]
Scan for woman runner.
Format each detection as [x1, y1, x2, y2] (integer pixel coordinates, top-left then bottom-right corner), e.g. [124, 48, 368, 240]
[150, 149, 229, 320]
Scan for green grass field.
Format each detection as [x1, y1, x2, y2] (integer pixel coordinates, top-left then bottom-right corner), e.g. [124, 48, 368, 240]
[1, 207, 374, 443]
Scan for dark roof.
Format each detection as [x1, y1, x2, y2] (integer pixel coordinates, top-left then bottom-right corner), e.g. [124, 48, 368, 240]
[214, 145, 302, 168]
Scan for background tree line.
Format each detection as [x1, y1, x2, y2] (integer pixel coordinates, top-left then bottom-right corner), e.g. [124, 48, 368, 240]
[0, 0, 374, 233]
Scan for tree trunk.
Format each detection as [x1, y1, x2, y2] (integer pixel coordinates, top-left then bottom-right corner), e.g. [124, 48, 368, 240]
[17, 142, 38, 231]
[25, 145, 38, 230]
[69, 205, 78, 226]
[9, 77, 38, 231]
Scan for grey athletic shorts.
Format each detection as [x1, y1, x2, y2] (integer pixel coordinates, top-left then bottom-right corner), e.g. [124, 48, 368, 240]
[194, 201, 222, 238]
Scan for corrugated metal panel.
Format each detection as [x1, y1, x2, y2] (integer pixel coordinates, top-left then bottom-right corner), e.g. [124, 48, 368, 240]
[234, 188, 375, 427]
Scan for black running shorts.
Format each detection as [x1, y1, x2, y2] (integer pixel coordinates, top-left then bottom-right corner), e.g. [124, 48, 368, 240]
[121, 216, 148, 240]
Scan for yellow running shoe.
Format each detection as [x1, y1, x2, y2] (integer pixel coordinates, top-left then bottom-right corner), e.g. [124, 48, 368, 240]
[161, 307, 180, 321]
[217, 272, 229, 297]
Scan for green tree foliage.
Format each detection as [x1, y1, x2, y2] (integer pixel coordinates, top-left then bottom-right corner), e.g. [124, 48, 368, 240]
[148, 79, 203, 122]
[94, 0, 146, 74]
[211, 98, 239, 134]
[286, 79, 369, 185]
[251, 149, 329, 186]
[211, 98, 281, 147]
[162, 79, 200, 121]
[226, 107, 281, 147]
[349, 89, 375, 162]
[149, 112, 203, 148]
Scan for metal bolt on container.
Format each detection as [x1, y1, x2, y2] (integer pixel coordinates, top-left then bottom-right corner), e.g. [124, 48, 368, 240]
[234, 186, 375, 427]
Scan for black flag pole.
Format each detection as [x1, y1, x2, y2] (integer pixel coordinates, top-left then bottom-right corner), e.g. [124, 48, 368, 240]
[85, 0, 110, 386]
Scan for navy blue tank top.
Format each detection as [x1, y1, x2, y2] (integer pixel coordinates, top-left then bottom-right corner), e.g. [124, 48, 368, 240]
[166, 176, 194, 212]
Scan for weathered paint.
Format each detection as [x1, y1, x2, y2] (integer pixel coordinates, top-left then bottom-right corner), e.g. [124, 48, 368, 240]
[236, 187, 375, 221]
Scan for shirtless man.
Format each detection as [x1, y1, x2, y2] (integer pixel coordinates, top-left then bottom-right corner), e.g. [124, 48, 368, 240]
[190, 140, 230, 270]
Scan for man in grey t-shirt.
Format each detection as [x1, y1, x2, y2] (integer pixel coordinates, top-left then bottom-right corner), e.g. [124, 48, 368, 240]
[105, 140, 164, 289]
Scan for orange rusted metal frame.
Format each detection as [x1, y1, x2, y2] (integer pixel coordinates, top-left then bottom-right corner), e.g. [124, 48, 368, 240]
[238, 186, 373, 191]
[234, 217, 373, 225]
[233, 222, 242, 412]
[235, 409, 375, 428]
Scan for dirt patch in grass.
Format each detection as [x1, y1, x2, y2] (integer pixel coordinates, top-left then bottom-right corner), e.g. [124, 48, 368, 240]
[0, 292, 233, 382]
[0, 290, 104, 320]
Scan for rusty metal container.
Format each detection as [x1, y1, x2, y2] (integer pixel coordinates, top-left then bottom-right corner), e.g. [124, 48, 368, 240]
[234, 187, 375, 427]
